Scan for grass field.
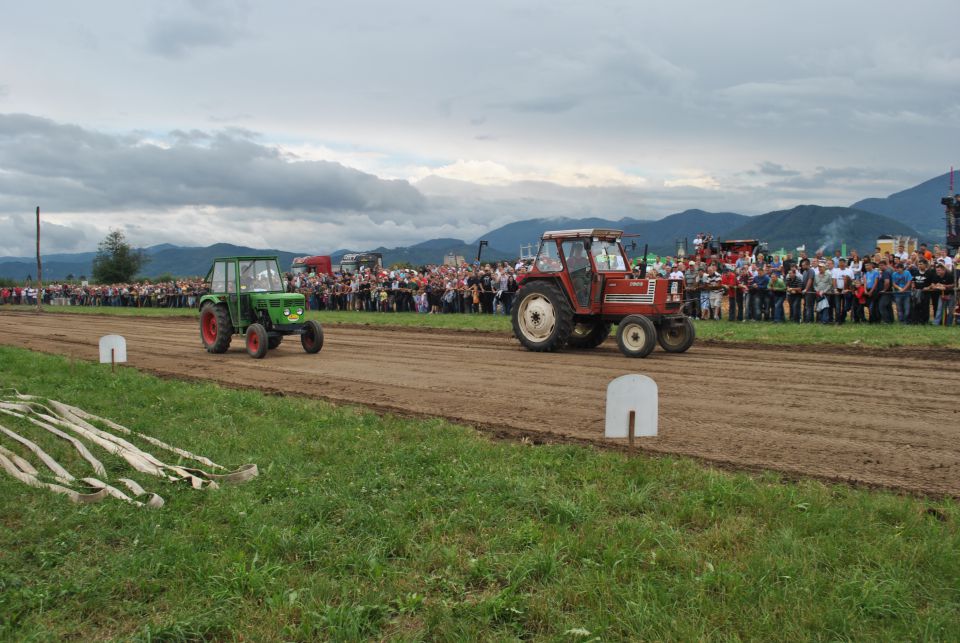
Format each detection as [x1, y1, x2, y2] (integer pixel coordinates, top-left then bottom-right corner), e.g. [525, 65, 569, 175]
[6, 303, 960, 348]
[0, 346, 958, 640]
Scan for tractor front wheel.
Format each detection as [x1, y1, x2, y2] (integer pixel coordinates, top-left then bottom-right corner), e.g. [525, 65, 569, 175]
[567, 321, 612, 349]
[268, 336, 283, 350]
[511, 281, 574, 352]
[200, 303, 232, 353]
[246, 323, 268, 359]
[657, 317, 695, 353]
[301, 320, 324, 354]
[616, 315, 656, 358]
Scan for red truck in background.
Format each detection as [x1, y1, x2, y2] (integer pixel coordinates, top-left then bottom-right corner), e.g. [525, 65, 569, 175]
[290, 256, 333, 276]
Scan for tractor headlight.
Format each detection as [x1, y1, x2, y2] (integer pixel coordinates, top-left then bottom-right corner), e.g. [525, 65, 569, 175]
[296, 307, 304, 316]
[283, 308, 290, 316]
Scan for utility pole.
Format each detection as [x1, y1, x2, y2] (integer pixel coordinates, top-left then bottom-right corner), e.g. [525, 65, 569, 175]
[35, 206, 42, 312]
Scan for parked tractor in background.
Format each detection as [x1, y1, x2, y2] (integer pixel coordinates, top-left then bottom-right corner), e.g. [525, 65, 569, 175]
[199, 256, 324, 359]
[511, 229, 694, 358]
[695, 236, 767, 269]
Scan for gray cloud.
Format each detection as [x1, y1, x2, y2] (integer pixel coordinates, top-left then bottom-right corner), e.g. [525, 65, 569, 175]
[145, 1, 250, 58]
[494, 95, 580, 114]
[146, 18, 243, 58]
[751, 162, 801, 177]
[0, 114, 426, 217]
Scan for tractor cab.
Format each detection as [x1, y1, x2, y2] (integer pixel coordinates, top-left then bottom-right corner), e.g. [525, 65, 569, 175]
[514, 229, 693, 358]
[532, 229, 632, 309]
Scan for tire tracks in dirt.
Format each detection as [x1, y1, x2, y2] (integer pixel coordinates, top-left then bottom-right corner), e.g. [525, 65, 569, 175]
[0, 310, 957, 497]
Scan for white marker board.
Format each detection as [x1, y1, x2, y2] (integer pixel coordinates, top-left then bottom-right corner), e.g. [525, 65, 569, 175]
[99, 335, 127, 364]
[605, 374, 657, 438]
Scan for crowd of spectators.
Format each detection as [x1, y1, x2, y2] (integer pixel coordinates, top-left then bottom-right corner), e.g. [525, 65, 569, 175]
[2, 240, 957, 326]
[287, 262, 524, 315]
[661, 240, 959, 326]
[0, 280, 205, 308]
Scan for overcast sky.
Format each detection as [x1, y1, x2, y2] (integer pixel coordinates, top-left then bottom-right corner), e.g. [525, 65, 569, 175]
[1, 0, 958, 256]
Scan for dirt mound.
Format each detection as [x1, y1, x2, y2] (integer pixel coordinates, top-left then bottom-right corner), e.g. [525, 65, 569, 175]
[1, 311, 956, 496]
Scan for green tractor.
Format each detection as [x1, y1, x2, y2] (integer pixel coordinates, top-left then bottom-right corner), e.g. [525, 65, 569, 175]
[198, 256, 324, 359]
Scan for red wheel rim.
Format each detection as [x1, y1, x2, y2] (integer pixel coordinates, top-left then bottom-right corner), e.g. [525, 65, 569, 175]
[303, 328, 315, 348]
[248, 332, 259, 351]
[201, 311, 217, 343]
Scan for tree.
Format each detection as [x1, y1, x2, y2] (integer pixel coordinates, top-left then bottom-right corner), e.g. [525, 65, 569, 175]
[92, 229, 149, 284]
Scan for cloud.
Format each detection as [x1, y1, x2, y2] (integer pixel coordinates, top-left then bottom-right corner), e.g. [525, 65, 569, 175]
[411, 159, 648, 188]
[751, 162, 801, 177]
[144, 1, 251, 59]
[718, 76, 860, 103]
[146, 18, 245, 58]
[0, 114, 426, 217]
[852, 110, 935, 127]
[493, 95, 580, 114]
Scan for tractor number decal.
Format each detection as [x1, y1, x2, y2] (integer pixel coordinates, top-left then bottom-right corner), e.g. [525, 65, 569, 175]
[604, 280, 656, 304]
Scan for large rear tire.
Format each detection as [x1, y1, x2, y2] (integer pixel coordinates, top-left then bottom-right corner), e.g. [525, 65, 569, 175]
[200, 303, 232, 353]
[511, 280, 574, 352]
[616, 315, 656, 358]
[567, 321, 612, 349]
[246, 323, 268, 359]
[301, 320, 324, 354]
[657, 317, 695, 353]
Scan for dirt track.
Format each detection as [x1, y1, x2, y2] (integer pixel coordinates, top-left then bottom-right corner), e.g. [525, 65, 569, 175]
[0, 311, 957, 496]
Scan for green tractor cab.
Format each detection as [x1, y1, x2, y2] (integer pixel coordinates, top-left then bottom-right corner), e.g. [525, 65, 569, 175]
[198, 256, 324, 359]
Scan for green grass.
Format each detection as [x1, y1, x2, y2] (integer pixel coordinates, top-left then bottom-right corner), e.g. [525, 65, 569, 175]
[0, 346, 957, 640]
[7, 304, 960, 348]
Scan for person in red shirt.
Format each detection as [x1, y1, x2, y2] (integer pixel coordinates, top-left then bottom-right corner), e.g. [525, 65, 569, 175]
[721, 267, 740, 321]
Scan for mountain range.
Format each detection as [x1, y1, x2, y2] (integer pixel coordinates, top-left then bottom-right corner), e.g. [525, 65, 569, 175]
[0, 170, 954, 280]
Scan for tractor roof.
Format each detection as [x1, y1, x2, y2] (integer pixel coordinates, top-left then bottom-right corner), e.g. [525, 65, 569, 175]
[212, 255, 280, 262]
[541, 229, 623, 240]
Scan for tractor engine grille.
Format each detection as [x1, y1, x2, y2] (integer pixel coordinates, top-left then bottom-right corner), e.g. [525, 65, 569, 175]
[254, 299, 284, 309]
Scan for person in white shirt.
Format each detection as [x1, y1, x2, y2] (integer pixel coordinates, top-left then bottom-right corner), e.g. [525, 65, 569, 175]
[830, 258, 855, 323]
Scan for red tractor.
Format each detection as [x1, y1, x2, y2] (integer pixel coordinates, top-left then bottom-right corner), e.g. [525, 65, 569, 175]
[512, 229, 694, 358]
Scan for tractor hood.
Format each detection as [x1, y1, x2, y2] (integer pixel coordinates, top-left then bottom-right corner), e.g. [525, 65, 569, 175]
[250, 292, 307, 324]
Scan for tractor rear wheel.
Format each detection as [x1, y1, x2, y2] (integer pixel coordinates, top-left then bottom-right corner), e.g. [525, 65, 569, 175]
[245, 323, 268, 359]
[657, 317, 695, 353]
[301, 320, 324, 354]
[268, 336, 283, 350]
[200, 303, 232, 353]
[567, 321, 612, 349]
[512, 280, 574, 352]
[616, 315, 656, 358]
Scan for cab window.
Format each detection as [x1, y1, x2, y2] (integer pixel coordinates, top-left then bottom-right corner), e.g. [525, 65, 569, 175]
[561, 240, 591, 274]
[210, 262, 226, 292]
[239, 259, 284, 292]
[591, 240, 627, 271]
[535, 240, 563, 273]
[226, 261, 237, 293]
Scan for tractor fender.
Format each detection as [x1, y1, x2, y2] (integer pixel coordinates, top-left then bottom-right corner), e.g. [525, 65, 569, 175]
[516, 276, 576, 309]
[198, 294, 225, 309]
